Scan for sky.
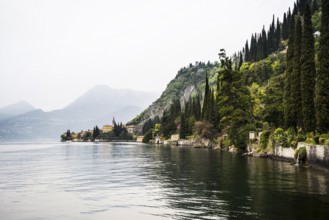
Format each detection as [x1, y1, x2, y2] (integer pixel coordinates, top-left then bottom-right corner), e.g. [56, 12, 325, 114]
[0, 0, 296, 111]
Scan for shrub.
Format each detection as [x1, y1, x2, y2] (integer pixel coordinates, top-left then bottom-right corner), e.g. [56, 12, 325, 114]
[260, 130, 271, 149]
[221, 137, 232, 149]
[273, 128, 288, 147]
[142, 129, 153, 143]
[294, 147, 307, 162]
[297, 128, 306, 142]
[319, 138, 326, 145]
[305, 132, 316, 144]
[194, 121, 217, 140]
[314, 135, 320, 144]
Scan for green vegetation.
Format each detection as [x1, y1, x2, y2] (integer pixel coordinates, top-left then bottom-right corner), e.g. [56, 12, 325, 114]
[315, 0, 329, 133]
[301, 3, 316, 132]
[142, 129, 153, 143]
[217, 50, 252, 149]
[60, 118, 133, 142]
[130, 0, 329, 150]
[294, 147, 307, 162]
[260, 130, 271, 149]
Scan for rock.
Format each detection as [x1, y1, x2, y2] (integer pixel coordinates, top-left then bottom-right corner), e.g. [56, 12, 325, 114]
[259, 153, 269, 158]
[192, 138, 213, 148]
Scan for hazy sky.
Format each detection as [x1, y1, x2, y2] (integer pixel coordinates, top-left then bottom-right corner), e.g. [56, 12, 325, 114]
[0, 0, 295, 111]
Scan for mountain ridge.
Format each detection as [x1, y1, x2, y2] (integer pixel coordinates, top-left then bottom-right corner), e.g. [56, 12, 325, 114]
[0, 85, 158, 141]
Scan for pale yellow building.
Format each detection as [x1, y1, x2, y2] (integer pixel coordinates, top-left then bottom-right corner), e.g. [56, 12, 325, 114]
[102, 125, 113, 133]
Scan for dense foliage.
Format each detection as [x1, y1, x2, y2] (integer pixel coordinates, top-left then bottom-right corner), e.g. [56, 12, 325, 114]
[131, 0, 329, 150]
[315, 0, 329, 132]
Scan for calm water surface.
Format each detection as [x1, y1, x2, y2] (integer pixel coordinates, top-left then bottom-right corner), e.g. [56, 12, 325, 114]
[0, 142, 329, 220]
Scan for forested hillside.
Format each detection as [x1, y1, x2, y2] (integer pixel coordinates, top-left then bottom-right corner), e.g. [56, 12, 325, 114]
[130, 0, 329, 149]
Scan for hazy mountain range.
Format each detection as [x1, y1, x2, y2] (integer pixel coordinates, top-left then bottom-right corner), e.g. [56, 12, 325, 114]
[0, 100, 35, 120]
[0, 85, 159, 141]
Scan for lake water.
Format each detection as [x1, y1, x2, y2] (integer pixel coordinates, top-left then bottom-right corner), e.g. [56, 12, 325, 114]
[1, 142, 329, 220]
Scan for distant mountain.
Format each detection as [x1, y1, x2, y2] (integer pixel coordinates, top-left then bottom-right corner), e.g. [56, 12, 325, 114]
[0, 100, 35, 120]
[0, 86, 158, 141]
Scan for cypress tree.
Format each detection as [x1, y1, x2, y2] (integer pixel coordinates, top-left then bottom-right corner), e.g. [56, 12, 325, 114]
[276, 18, 281, 49]
[287, 8, 292, 29]
[245, 40, 250, 62]
[206, 89, 214, 123]
[262, 26, 268, 58]
[311, 0, 319, 14]
[268, 15, 276, 53]
[291, 17, 303, 128]
[250, 34, 257, 62]
[195, 94, 202, 120]
[315, 0, 329, 132]
[180, 113, 187, 139]
[202, 73, 210, 119]
[238, 52, 243, 69]
[282, 13, 289, 40]
[301, 2, 316, 132]
[298, 0, 307, 15]
[284, 15, 295, 128]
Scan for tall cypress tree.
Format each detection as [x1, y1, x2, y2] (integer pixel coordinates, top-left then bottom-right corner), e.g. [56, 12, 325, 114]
[284, 15, 295, 128]
[250, 34, 257, 62]
[282, 13, 289, 40]
[268, 15, 276, 53]
[195, 94, 202, 120]
[238, 52, 243, 70]
[262, 26, 268, 58]
[291, 16, 303, 128]
[301, 2, 316, 132]
[287, 8, 292, 30]
[257, 34, 264, 61]
[315, 0, 329, 132]
[245, 40, 250, 62]
[276, 18, 281, 49]
[180, 113, 187, 139]
[202, 73, 210, 119]
[311, 0, 319, 14]
[298, 0, 307, 15]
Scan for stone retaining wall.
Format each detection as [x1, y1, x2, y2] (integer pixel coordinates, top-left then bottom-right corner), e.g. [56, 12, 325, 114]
[273, 142, 329, 168]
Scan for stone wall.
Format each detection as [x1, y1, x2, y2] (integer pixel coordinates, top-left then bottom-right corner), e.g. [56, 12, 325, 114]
[301, 143, 329, 168]
[273, 146, 295, 159]
[273, 142, 329, 168]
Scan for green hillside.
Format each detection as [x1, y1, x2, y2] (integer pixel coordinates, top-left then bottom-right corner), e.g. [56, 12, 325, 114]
[129, 0, 329, 149]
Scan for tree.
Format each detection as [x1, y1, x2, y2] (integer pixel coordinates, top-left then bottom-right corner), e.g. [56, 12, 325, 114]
[245, 40, 250, 62]
[284, 15, 295, 128]
[263, 74, 285, 128]
[92, 125, 100, 139]
[194, 121, 217, 140]
[238, 51, 243, 70]
[217, 49, 252, 149]
[311, 0, 319, 14]
[276, 18, 281, 49]
[65, 129, 72, 141]
[180, 113, 187, 139]
[301, 2, 316, 132]
[291, 16, 303, 128]
[202, 73, 210, 119]
[142, 129, 153, 143]
[161, 99, 181, 138]
[282, 12, 289, 40]
[315, 0, 329, 132]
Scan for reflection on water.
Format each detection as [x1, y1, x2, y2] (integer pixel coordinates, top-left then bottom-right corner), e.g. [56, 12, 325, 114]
[0, 143, 328, 220]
